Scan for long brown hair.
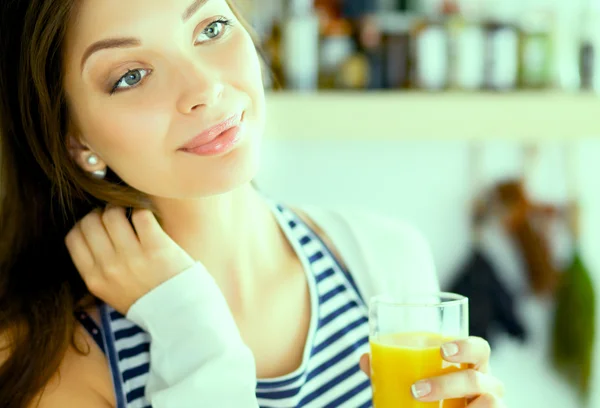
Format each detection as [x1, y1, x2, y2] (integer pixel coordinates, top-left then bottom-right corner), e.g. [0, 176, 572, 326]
[0, 1, 262, 407]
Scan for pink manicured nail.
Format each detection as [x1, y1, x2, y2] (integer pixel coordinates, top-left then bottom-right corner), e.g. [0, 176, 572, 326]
[442, 342, 459, 357]
[411, 381, 432, 399]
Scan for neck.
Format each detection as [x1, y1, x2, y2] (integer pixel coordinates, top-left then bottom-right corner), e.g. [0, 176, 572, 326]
[152, 184, 292, 313]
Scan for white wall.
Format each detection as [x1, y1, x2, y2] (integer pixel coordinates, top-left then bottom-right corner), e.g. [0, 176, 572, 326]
[256, 137, 600, 408]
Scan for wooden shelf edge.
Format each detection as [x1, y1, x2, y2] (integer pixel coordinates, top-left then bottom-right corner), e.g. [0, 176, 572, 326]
[263, 92, 600, 141]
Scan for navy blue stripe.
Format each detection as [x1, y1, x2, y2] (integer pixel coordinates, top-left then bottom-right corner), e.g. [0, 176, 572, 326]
[323, 378, 372, 408]
[126, 386, 145, 403]
[75, 311, 106, 354]
[100, 305, 127, 408]
[288, 219, 297, 228]
[292, 211, 367, 306]
[299, 235, 312, 245]
[255, 384, 301, 399]
[118, 342, 150, 361]
[337, 267, 366, 307]
[313, 316, 368, 355]
[123, 363, 150, 381]
[357, 400, 373, 408]
[306, 336, 369, 383]
[320, 300, 359, 327]
[114, 325, 145, 341]
[297, 364, 361, 407]
[315, 267, 335, 283]
[256, 371, 305, 389]
[308, 251, 324, 263]
[110, 310, 125, 320]
[320, 284, 347, 304]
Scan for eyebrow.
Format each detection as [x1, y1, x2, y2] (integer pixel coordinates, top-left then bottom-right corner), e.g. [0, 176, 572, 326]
[80, 0, 209, 70]
[182, 0, 209, 22]
[80, 38, 141, 71]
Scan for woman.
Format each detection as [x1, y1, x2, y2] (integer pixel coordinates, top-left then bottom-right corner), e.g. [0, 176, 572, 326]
[0, 0, 505, 407]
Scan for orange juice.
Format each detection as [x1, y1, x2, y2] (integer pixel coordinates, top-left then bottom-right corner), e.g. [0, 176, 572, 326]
[370, 332, 467, 408]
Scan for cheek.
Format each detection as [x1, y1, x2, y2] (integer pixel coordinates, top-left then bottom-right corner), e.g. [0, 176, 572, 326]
[227, 30, 264, 102]
[89, 106, 169, 156]
[77, 98, 171, 191]
[228, 31, 266, 131]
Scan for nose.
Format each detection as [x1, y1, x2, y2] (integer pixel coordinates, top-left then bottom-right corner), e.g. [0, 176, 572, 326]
[175, 60, 224, 114]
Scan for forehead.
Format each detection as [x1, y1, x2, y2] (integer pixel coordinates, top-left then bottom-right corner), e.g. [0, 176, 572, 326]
[64, 0, 215, 61]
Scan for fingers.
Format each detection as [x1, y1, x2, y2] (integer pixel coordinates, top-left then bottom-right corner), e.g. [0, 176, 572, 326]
[78, 210, 114, 263]
[131, 209, 169, 251]
[66, 206, 144, 276]
[467, 393, 507, 408]
[65, 224, 95, 274]
[442, 337, 492, 373]
[412, 369, 505, 402]
[359, 353, 370, 377]
[102, 206, 141, 254]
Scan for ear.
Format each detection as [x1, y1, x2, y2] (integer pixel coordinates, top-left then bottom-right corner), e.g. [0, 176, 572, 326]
[67, 134, 107, 174]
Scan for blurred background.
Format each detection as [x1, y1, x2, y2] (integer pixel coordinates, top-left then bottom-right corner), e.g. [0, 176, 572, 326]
[240, 0, 600, 406]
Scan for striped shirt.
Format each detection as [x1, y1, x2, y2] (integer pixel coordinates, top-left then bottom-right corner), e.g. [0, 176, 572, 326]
[78, 203, 373, 408]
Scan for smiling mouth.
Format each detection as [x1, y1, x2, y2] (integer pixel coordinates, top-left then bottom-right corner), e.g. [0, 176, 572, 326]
[180, 113, 243, 151]
[179, 112, 245, 156]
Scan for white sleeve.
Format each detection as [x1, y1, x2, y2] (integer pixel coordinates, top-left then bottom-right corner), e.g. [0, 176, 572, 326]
[301, 206, 440, 301]
[359, 212, 440, 296]
[126, 263, 259, 408]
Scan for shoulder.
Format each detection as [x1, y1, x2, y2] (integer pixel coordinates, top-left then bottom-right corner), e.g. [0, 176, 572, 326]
[1, 319, 114, 408]
[37, 323, 115, 407]
[296, 205, 440, 299]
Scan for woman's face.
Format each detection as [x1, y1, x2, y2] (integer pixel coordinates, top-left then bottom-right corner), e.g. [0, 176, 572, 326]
[63, 0, 265, 198]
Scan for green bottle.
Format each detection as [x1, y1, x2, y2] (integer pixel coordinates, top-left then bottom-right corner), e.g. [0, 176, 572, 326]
[519, 8, 553, 89]
[551, 204, 596, 405]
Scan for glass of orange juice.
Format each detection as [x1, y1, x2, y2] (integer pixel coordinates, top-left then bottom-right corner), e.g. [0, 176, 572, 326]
[369, 292, 469, 408]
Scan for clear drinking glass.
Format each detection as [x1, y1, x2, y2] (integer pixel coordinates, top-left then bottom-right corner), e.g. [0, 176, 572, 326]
[369, 293, 469, 408]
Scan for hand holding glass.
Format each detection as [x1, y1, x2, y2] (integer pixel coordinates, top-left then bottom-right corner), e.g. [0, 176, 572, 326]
[369, 293, 469, 408]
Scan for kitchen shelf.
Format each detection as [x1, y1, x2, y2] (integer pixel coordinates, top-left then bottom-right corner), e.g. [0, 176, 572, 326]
[263, 91, 600, 141]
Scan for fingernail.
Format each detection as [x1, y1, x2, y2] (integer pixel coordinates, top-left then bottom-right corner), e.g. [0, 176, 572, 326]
[442, 342, 459, 357]
[411, 381, 432, 399]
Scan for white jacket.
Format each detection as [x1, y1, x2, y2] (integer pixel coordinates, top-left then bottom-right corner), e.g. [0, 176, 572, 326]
[126, 207, 440, 407]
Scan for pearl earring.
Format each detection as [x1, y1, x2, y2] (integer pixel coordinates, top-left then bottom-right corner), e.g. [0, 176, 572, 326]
[87, 155, 99, 166]
[91, 168, 107, 179]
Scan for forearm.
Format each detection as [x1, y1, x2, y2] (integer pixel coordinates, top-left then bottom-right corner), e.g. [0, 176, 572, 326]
[127, 263, 259, 407]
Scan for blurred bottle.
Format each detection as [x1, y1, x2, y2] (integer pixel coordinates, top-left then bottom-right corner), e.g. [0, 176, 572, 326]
[337, 51, 372, 89]
[483, 0, 519, 91]
[380, 12, 413, 89]
[551, 0, 581, 91]
[282, 0, 320, 91]
[411, 2, 449, 91]
[318, 17, 355, 89]
[446, 0, 486, 91]
[396, 0, 410, 11]
[340, 0, 383, 89]
[519, 6, 552, 89]
[579, 0, 600, 92]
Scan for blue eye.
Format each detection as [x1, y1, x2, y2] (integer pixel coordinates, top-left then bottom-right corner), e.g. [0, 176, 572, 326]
[107, 18, 231, 95]
[196, 18, 231, 44]
[111, 69, 150, 94]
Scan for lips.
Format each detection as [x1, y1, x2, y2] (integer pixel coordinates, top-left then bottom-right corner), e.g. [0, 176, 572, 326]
[180, 113, 243, 151]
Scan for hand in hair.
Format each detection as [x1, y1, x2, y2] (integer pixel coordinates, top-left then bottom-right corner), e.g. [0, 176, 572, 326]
[65, 207, 195, 315]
